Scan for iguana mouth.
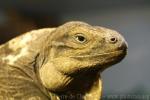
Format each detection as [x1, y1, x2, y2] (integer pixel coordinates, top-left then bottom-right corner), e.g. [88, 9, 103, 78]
[70, 50, 126, 58]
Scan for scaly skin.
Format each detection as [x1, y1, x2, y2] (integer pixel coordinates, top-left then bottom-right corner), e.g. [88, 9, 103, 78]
[0, 21, 127, 100]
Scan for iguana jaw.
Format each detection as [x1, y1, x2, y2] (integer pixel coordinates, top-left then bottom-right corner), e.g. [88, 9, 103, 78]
[68, 49, 127, 72]
[69, 50, 126, 59]
[40, 49, 126, 92]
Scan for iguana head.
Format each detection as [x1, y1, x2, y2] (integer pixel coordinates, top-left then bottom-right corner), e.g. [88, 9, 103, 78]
[39, 21, 127, 92]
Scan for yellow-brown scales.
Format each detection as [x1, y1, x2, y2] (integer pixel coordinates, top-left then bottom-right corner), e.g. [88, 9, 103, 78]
[0, 21, 127, 100]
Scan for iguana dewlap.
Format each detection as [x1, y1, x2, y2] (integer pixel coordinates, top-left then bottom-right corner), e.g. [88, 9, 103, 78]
[0, 21, 127, 100]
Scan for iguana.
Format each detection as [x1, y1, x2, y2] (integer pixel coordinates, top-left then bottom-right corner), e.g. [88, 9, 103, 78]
[0, 21, 127, 100]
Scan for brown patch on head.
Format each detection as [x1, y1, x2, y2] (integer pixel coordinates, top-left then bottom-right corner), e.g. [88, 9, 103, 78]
[0, 43, 14, 56]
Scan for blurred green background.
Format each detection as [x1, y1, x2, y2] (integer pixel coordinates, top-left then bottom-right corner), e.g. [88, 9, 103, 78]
[0, 0, 150, 100]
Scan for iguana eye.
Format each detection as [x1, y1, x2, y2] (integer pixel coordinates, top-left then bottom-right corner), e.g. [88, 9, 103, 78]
[74, 33, 87, 43]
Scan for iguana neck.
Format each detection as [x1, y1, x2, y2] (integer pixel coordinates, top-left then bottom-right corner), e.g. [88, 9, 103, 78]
[50, 71, 102, 100]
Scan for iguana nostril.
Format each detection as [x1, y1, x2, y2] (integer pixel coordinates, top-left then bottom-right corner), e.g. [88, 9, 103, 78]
[109, 37, 118, 43]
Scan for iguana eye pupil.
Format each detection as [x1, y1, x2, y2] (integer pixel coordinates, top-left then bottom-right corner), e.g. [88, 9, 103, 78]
[74, 34, 86, 43]
[77, 36, 85, 41]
